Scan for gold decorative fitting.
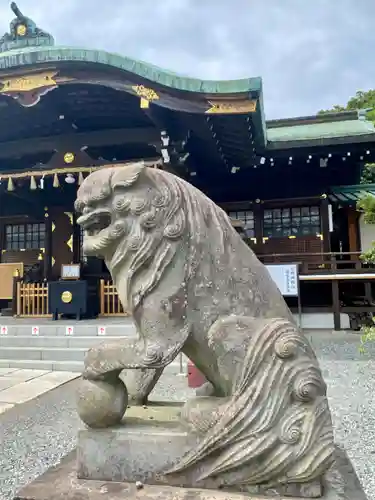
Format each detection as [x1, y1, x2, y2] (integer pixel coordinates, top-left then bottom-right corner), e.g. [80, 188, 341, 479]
[262, 237, 269, 243]
[66, 235, 73, 251]
[132, 85, 159, 108]
[61, 291, 73, 303]
[51, 257, 56, 266]
[1, 250, 6, 254]
[16, 24, 27, 36]
[321, 194, 327, 199]
[316, 233, 324, 240]
[44, 213, 49, 218]
[64, 212, 73, 225]
[0, 71, 57, 93]
[288, 235, 296, 239]
[250, 237, 257, 243]
[37, 253, 43, 261]
[51, 222, 56, 232]
[206, 99, 257, 114]
[64, 152, 75, 164]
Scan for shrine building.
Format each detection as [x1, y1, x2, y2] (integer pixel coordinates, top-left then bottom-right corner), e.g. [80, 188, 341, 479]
[0, 3, 375, 330]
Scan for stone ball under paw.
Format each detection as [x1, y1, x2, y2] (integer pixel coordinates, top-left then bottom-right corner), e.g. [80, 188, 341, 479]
[76, 377, 128, 428]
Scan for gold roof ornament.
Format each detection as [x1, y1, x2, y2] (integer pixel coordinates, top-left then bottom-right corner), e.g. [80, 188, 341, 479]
[64, 152, 75, 164]
[206, 99, 257, 114]
[0, 2, 55, 53]
[132, 85, 159, 109]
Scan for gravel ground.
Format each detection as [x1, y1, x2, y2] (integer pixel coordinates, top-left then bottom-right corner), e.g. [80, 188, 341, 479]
[1, 331, 374, 500]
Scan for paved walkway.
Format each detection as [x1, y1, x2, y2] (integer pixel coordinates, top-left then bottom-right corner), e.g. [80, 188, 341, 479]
[0, 368, 79, 414]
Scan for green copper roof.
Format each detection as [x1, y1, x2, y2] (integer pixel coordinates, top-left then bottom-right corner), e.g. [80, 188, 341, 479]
[267, 119, 375, 144]
[329, 184, 375, 204]
[0, 45, 262, 94]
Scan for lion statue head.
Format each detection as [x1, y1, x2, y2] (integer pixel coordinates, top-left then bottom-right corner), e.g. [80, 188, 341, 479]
[75, 162, 235, 312]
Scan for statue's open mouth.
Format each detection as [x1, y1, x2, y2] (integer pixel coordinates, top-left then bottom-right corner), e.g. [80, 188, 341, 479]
[77, 209, 112, 237]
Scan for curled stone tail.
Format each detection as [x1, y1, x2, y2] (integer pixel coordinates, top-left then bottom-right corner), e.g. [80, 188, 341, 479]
[167, 318, 334, 487]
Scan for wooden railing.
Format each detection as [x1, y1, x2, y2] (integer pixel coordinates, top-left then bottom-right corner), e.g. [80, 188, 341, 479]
[259, 251, 375, 275]
[99, 279, 127, 316]
[16, 281, 50, 317]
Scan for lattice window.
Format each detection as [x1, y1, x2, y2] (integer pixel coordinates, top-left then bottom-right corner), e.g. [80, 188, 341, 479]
[263, 206, 320, 238]
[4, 223, 45, 250]
[228, 210, 255, 238]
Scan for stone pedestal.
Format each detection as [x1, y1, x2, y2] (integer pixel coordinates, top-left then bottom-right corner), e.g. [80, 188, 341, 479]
[13, 446, 367, 500]
[74, 402, 357, 499]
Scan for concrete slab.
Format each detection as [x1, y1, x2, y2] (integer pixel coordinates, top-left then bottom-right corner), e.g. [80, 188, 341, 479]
[0, 379, 21, 390]
[0, 370, 78, 405]
[13, 447, 368, 500]
[0, 368, 19, 375]
[0, 402, 14, 414]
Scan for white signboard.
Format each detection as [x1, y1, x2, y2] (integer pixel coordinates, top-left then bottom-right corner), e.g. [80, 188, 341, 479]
[65, 326, 74, 336]
[265, 264, 299, 297]
[0, 326, 7, 335]
[32, 326, 39, 336]
[98, 326, 106, 336]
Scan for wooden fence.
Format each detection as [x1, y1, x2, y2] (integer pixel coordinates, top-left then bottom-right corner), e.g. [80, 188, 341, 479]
[16, 281, 50, 317]
[99, 280, 127, 316]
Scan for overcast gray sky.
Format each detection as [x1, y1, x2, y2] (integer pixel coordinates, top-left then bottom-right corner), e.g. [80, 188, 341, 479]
[0, 0, 373, 119]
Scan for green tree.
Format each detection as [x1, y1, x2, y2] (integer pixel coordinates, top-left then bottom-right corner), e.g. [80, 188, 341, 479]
[323, 91, 375, 346]
[319, 89, 375, 185]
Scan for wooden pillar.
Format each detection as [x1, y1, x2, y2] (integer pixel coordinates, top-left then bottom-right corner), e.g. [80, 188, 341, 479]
[253, 201, 263, 253]
[0, 221, 4, 262]
[364, 282, 372, 304]
[347, 206, 359, 259]
[332, 280, 341, 330]
[72, 212, 81, 264]
[43, 214, 52, 281]
[320, 196, 331, 253]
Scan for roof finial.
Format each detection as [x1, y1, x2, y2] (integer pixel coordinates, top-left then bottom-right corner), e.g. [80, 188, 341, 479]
[10, 2, 25, 20]
[0, 2, 54, 53]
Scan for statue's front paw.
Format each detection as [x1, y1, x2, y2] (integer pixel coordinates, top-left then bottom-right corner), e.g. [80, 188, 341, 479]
[76, 376, 128, 428]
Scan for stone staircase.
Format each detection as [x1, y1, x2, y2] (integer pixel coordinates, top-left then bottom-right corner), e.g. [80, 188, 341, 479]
[0, 319, 188, 374]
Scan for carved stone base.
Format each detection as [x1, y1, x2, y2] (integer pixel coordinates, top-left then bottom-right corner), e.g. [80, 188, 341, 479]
[13, 446, 367, 500]
[75, 403, 352, 499]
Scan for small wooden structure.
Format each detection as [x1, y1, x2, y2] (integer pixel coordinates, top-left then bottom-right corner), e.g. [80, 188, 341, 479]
[99, 280, 126, 317]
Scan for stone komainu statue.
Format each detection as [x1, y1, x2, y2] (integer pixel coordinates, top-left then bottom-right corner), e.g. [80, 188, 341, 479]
[75, 163, 335, 493]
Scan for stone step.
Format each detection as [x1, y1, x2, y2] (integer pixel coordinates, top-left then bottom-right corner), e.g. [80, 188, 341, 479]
[0, 335, 133, 348]
[0, 358, 84, 372]
[0, 321, 136, 337]
[0, 357, 187, 374]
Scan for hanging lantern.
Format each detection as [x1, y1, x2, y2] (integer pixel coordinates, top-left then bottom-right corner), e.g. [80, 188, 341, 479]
[7, 177, 15, 191]
[30, 175, 37, 190]
[53, 173, 60, 188]
[78, 172, 84, 185]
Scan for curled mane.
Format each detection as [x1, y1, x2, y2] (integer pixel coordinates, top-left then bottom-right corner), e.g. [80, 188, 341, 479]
[105, 166, 241, 313]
